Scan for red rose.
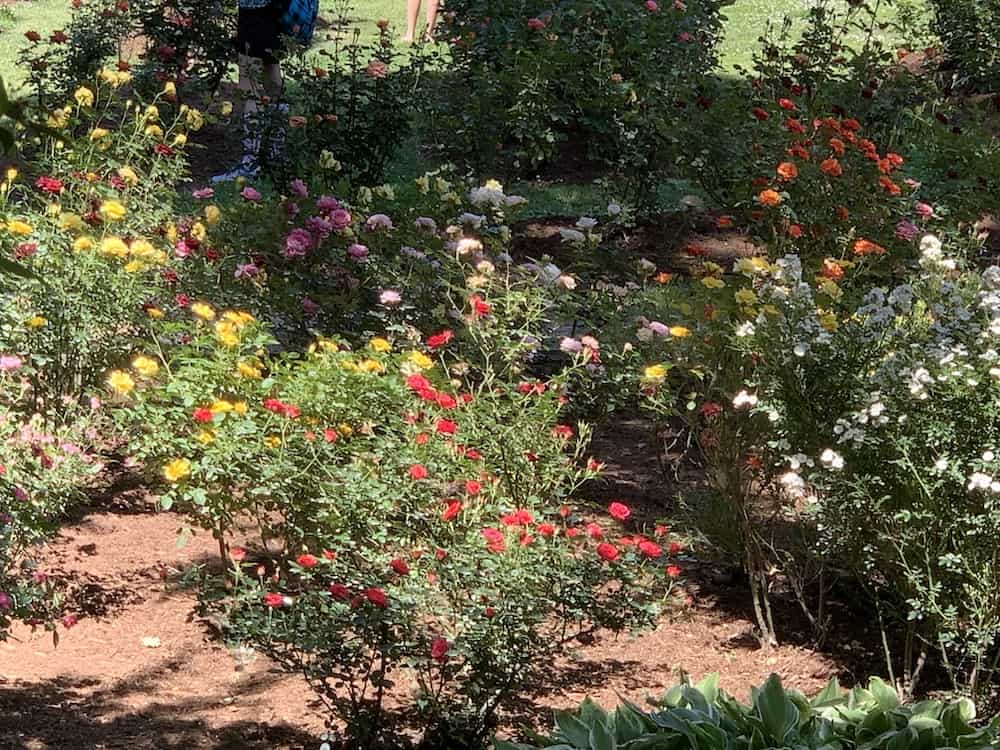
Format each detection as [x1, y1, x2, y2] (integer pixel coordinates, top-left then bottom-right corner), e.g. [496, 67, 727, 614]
[193, 407, 213, 423]
[25, 30, 41, 42]
[481, 527, 506, 553]
[323, 428, 338, 442]
[464, 480, 481, 496]
[537, 523, 556, 537]
[669, 541, 683, 556]
[229, 546, 246, 561]
[406, 374, 431, 391]
[551, 424, 573, 439]
[263, 398, 284, 414]
[436, 393, 457, 409]
[469, 295, 491, 317]
[390, 558, 410, 575]
[365, 587, 388, 608]
[638, 540, 662, 558]
[435, 548, 447, 561]
[61, 613, 78, 628]
[430, 636, 450, 662]
[751, 107, 770, 121]
[408, 464, 428, 480]
[586, 523, 604, 539]
[329, 583, 350, 600]
[323, 549, 336, 560]
[296, 553, 318, 568]
[426, 330, 453, 349]
[34, 176, 64, 194]
[666, 565, 682, 578]
[442, 500, 462, 521]
[264, 592, 284, 608]
[596, 543, 619, 562]
[608, 501, 631, 521]
[778, 97, 797, 111]
[435, 419, 457, 435]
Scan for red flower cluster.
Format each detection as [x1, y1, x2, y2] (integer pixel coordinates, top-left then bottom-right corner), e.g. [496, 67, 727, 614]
[263, 398, 301, 418]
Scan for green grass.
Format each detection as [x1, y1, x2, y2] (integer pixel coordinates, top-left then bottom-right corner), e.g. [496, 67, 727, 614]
[0, 0, 72, 89]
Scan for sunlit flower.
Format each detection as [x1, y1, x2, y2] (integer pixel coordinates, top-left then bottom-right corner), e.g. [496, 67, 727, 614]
[163, 457, 191, 482]
[107, 370, 135, 395]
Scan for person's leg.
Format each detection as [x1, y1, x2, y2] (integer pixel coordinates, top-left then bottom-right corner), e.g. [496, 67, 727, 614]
[262, 62, 283, 99]
[213, 54, 265, 181]
[403, 0, 420, 42]
[423, 0, 439, 40]
[238, 53, 263, 116]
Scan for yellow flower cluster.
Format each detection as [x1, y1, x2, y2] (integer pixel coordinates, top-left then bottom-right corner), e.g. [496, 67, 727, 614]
[212, 310, 255, 347]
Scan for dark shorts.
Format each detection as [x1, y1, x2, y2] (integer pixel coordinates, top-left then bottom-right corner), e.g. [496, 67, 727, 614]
[237, 4, 283, 64]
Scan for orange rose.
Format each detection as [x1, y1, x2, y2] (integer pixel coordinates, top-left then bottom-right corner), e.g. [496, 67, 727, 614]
[853, 239, 887, 256]
[820, 158, 842, 177]
[776, 162, 798, 181]
[820, 258, 844, 281]
[758, 189, 782, 207]
[829, 138, 845, 156]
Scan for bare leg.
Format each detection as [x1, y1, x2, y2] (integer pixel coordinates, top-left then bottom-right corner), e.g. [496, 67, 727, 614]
[238, 54, 262, 115]
[403, 0, 420, 42]
[424, 0, 439, 40]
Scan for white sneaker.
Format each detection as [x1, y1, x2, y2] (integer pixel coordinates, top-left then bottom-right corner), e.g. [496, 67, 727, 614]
[211, 162, 260, 183]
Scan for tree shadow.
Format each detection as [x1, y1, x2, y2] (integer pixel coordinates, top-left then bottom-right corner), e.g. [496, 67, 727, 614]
[0, 653, 324, 749]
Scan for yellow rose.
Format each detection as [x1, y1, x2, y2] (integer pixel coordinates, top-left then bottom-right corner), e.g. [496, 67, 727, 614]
[220, 101, 233, 117]
[123, 260, 144, 273]
[58, 213, 84, 232]
[162, 81, 177, 97]
[196, 430, 215, 445]
[146, 307, 165, 319]
[99, 200, 127, 221]
[163, 458, 191, 482]
[191, 302, 216, 321]
[117, 166, 139, 185]
[72, 237, 94, 252]
[132, 355, 160, 377]
[237, 361, 262, 379]
[700, 277, 726, 289]
[644, 364, 667, 380]
[144, 105, 160, 122]
[233, 401, 249, 415]
[74, 87, 95, 107]
[89, 127, 110, 141]
[172, 133, 187, 147]
[46, 109, 70, 129]
[359, 359, 385, 373]
[4, 167, 17, 182]
[6, 220, 32, 235]
[214, 321, 239, 347]
[337, 423, 354, 436]
[144, 124, 164, 139]
[264, 436, 282, 449]
[107, 369, 135, 395]
[223, 310, 254, 326]
[210, 400, 233, 414]
[408, 351, 433, 370]
[368, 337, 391, 353]
[204, 205, 221, 226]
[734, 288, 758, 305]
[668, 326, 691, 338]
[99, 237, 129, 258]
[185, 108, 204, 131]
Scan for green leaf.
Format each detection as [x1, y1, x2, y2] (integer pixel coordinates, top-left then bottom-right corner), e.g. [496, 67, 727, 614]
[589, 720, 617, 750]
[867, 678, 901, 711]
[554, 711, 593, 748]
[695, 673, 720, 704]
[753, 674, 798, 742]
[811, 678, 843, 708]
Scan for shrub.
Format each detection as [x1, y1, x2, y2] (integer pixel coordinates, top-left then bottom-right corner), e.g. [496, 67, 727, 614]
[115, 191, 681, 746]
[0, 79, 194, 409]
[422, 0, 725, 186]
[500, 673, 1000, 750]
[928, 0, 1000, 92]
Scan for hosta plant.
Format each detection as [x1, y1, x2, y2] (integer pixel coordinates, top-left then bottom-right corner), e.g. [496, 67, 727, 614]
[500, 673, 1000, 750]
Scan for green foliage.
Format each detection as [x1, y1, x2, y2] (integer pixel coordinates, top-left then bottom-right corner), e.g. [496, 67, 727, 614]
[421, 0, 726, 196]
[501, 673, 1000, 750]
[927, 0, 1000, 92]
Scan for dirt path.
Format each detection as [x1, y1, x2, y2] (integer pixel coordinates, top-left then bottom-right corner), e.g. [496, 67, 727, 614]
[0, 435, 853, 748]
